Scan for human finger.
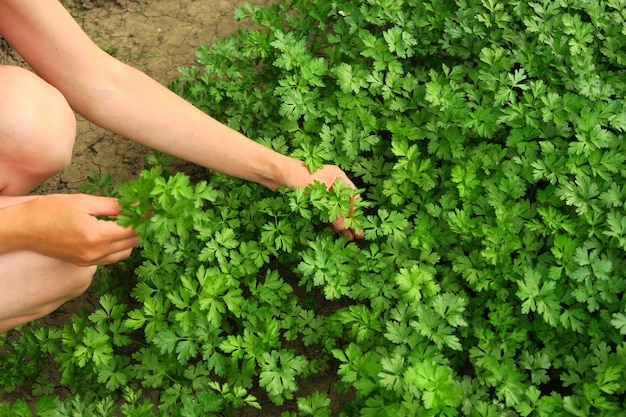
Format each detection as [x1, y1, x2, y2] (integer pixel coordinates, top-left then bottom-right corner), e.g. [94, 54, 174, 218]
[89, 245, 137, 266]
[96, 217, 138, 239]
[76, 194, 124, 217]
[73, 233, 140, 266]
[331, 220, 356, 241]
[329, 184, 363, 240]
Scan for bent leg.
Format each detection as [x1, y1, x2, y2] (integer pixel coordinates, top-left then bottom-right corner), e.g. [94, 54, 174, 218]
[0, 250, 97, 333]
[0, 66, 94, 331]
[0, 196, 96, 332]
[0, 65, 76, 195]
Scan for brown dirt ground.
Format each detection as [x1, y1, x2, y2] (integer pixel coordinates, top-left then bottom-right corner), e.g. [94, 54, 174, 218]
[1, 1, 349, 415]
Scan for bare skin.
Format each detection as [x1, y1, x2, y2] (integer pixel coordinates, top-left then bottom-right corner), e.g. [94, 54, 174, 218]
[0, 0, 361, 332]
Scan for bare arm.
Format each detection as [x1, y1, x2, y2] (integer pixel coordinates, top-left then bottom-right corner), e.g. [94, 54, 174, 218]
[0, 0, 362, 239]
[0, 0, 305, 190]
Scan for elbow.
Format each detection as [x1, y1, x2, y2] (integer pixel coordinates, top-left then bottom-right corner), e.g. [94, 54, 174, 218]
[62, 56, 133, 121]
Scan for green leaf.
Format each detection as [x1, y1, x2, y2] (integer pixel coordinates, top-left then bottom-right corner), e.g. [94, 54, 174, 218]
[610, 311, 626, 335]
[395, 264, 440, 303]
[297, 391, 331, 417]
[332, 63, 367, 94]
[597, 366, 623, 395]
[176, 339, 199, 365]
[259, 350, 308, 405]
[404, 358, 463, 410]
[97, 364, 129, 391]
[153, 330, 179, 355]
[383, 26, 417, 58]
[516, 268, 561, 327]
[291, 143, 330, 173]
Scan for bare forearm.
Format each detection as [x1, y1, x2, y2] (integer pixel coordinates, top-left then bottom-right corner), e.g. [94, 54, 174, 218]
[68, 62, 305, 190]
[0, 0, 307, 190]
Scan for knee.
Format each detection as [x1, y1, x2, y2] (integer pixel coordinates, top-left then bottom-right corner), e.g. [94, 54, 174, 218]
[32, 265, 96, 319]
[0, 66, 76, 176]
[0, 264, 96, 333]
[65, 265, 98, 299]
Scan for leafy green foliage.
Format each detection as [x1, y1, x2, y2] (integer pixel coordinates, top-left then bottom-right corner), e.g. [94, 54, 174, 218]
[3, 0, 626, 415]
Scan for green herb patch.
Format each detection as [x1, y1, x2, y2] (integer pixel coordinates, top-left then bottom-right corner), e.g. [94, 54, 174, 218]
[2, 0, 626, 415]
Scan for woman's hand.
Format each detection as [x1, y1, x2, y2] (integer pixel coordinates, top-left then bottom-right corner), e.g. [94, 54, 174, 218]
[7, 194, 140, 266]
[283, 161, 364, 240]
